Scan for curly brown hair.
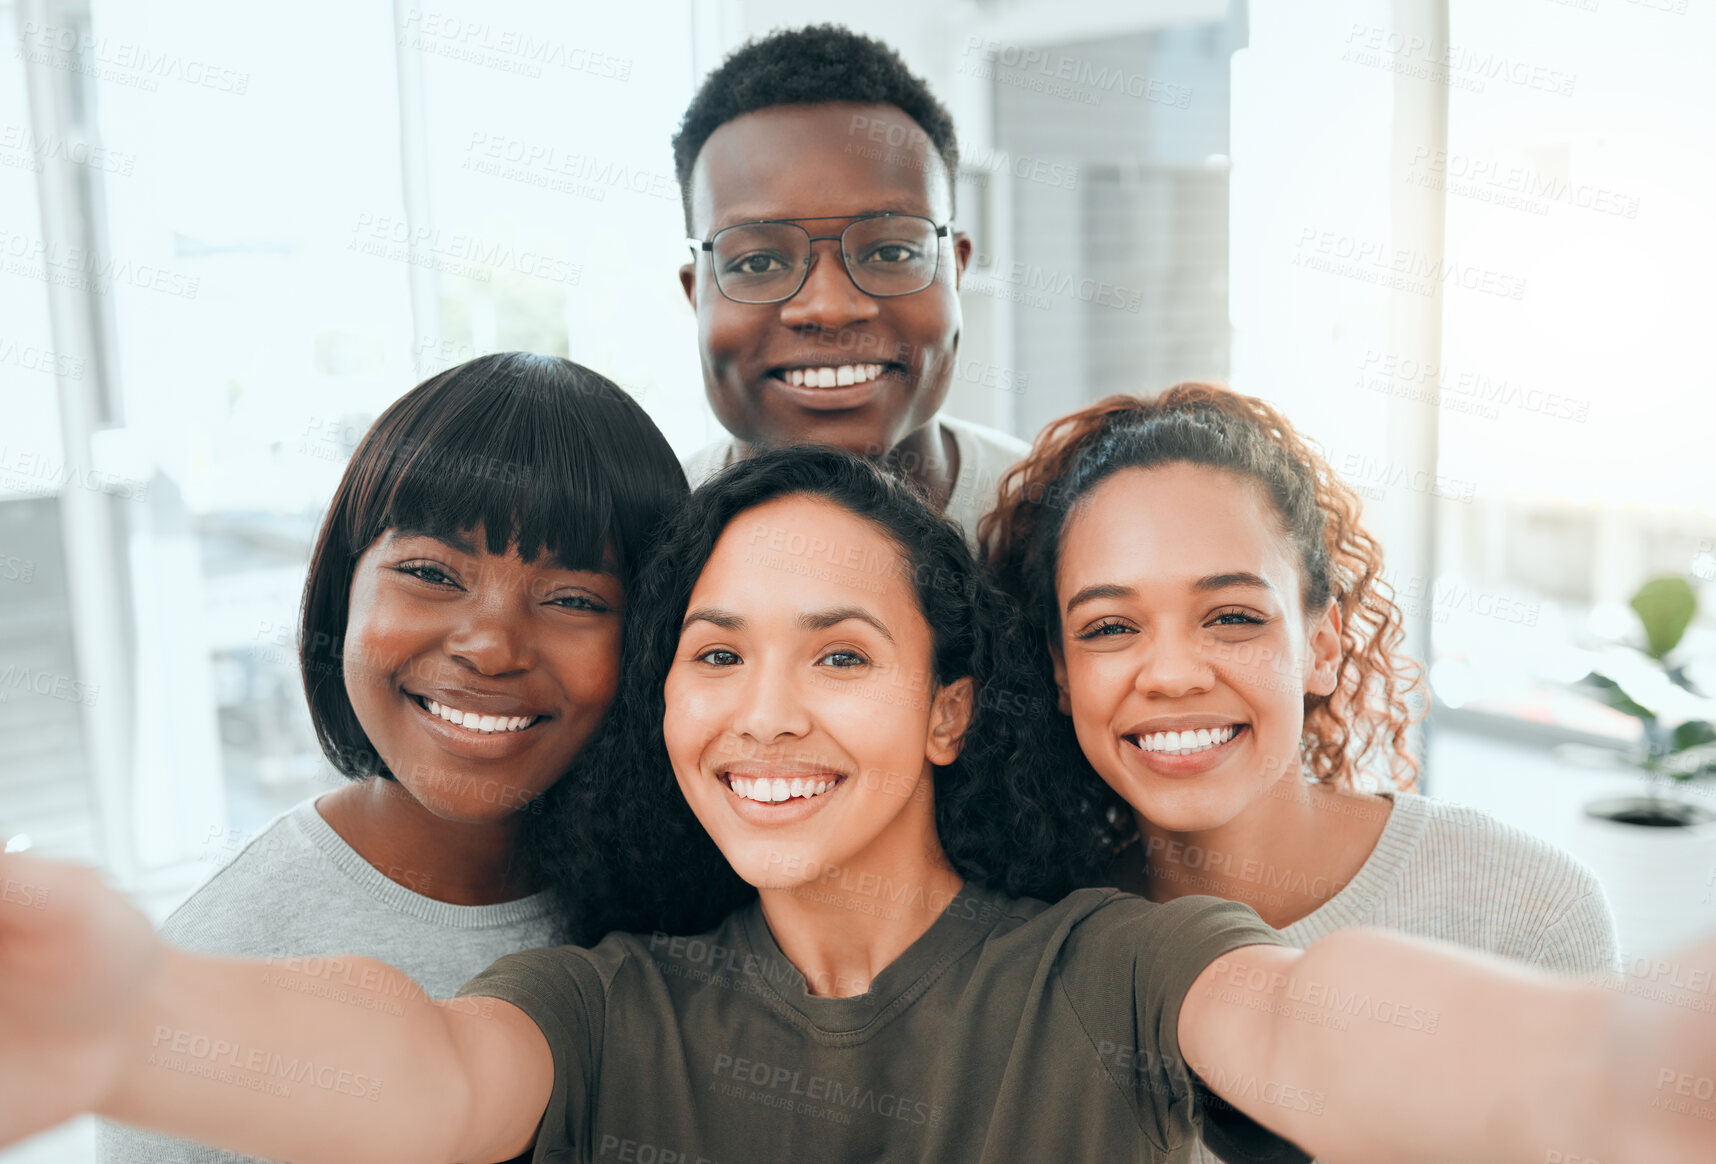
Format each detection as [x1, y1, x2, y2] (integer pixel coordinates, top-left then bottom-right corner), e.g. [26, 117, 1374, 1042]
[977, 382, 1424, 805]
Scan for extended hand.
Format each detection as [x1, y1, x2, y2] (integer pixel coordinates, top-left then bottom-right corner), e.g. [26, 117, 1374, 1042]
[0, 850, 160, 1146]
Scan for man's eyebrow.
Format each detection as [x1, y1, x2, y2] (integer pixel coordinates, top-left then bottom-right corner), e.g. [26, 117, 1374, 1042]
[798, 605, 893, 642]
[712, 205, 934, 231]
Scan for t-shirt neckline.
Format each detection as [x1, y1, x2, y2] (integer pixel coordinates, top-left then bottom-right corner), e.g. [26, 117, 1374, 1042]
[296, 796, 555, 930]
[737, 881, 1009, 1040]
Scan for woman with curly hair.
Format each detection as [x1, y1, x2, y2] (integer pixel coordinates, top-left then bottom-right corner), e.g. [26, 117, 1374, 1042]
[6, 444, 1716, 1164]
[979, 383, 1620, 972]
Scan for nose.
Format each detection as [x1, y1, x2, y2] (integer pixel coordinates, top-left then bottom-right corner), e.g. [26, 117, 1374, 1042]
[443, 594, 535, 678]
[730, 652, 814, 745]
[1134, 629, 1216, 701]
[777, 236, 880, 332]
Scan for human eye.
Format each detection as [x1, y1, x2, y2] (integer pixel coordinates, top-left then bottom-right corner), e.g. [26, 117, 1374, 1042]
[549, 592, 611, 613]
[394, 561, 459, 588]
[1207, 607, 1269, 629]
[1073, 618, 1135, 641]
[856, 240, 922, 265]
[816, 648, 869, 669]
[724, 250, 792, 277]
[693, 647, 742, 667]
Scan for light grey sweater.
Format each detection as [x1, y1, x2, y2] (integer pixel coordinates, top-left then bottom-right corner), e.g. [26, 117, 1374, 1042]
[97, 796, 559, 1164]
[1180, 790, 1621, 1163]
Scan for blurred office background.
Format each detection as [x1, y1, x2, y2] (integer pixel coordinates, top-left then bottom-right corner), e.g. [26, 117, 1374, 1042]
[2, 1, 1714, 1157]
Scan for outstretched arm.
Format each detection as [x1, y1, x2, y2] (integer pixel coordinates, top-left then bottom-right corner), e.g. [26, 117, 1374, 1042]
[1179, 927, 1714, 1164]
[0, 850, 551, 1164]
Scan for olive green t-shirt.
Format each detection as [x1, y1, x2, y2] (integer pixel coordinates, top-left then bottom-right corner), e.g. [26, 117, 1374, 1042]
[456, 885, 1309, 1164]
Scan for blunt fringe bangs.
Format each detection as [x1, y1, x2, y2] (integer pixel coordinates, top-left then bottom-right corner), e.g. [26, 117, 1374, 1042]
[299, 352, 687, 784]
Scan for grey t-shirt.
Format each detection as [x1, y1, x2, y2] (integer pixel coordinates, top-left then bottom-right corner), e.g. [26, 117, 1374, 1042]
[680, 414, 1029, 551]
[457, 884, 1310, 1164]
[98, 795, 559, 1164]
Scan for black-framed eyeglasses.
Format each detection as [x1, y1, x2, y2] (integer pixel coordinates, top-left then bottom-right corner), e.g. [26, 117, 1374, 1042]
[686, 213, 950, 305]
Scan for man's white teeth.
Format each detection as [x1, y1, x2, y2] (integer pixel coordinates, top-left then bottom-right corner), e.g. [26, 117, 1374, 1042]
[424, 698, 535, 734]
[785, 364, 884, 388]
[728, 774, 839, 803]
[1134, 725, 1239, 755]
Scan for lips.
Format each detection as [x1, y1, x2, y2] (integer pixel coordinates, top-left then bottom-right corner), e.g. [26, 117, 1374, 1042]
[767, 360, 904, 386]
[1120, 722, 1250, 778]
[1127, 724, 1244, 756]
[405, 689, 549, 736]
[726, 773, 844, 803]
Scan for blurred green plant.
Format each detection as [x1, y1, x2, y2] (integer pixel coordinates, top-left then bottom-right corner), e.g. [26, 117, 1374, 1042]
[1581, 576, 1716, 789]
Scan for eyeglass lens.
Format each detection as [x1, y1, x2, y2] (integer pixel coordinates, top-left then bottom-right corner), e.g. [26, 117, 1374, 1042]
[709, 216, 940, 303]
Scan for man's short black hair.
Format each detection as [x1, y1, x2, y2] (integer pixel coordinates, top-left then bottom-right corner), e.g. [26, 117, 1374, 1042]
[671, 23, 961, 233]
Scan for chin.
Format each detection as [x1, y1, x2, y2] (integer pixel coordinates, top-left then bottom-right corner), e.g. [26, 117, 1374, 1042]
[1123, 783, 1248, 835]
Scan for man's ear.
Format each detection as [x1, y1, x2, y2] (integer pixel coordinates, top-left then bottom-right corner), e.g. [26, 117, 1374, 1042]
[951, 230, 973, 289]
[926, 676, 975, 766]
[1047, 639, 1072, 715]
[679, 261, 698, 309]
[1305, 599, 1342, 698]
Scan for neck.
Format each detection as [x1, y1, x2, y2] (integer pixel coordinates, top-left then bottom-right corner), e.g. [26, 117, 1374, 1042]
[1127, 779, 1392, 929]
[756, 829, 965, 999]
[884, 421, 958, 513]
[316, 779, 538, 906]
[738, 421, 957, 514]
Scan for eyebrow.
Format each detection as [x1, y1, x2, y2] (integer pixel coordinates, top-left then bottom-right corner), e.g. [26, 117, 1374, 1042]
[1063, 573, 1278, 615]
[680, 605, 894, 642]
[712, 205, 932, 232]
[388, 528, 615, 575]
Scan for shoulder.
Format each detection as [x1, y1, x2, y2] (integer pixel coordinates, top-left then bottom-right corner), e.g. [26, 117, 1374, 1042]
[680, 436, 737, 488]
[1387, 793, 1619, 970]
[1396, 792, 1604, 895]
[940, 413, 1029, 471]
[159, 803, 330, 954]
[1046, 888, 1285, 976]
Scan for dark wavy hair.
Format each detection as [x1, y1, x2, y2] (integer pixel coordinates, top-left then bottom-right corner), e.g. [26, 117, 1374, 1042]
[543, 445, 1107, 943]
[298, 352, 687, 787]
[979, 385, 1425, 859]
[671, 23, 960, 233]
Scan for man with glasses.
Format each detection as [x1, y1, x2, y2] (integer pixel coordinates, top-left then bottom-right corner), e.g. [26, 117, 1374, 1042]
[672, 24, 1027, 542]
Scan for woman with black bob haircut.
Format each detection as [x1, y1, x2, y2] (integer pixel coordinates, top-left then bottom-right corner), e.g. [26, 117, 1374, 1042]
[540, 443, 1107, 943]
[30, 445, 1716, 1164]
[97, 351, 686, 1164]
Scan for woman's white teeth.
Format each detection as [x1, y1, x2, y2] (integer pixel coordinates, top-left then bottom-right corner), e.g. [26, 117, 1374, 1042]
[785, 364, 883, 388]
[1135, 725, 1238, 754]
[423, 698, 535, 734]
[728, 774, 838, 803]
